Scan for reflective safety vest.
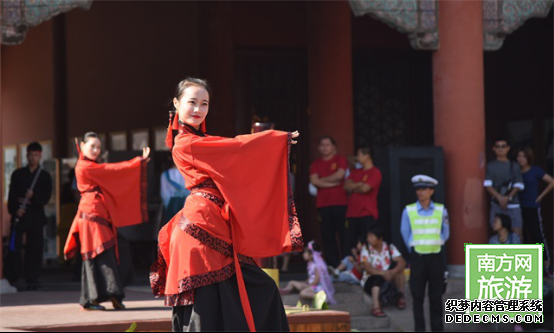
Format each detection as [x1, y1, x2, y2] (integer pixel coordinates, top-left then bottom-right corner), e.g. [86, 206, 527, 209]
[407, 203, 444, 254]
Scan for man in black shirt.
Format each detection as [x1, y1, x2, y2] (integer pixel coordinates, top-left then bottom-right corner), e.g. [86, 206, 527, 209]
[6, 142, 52, 290]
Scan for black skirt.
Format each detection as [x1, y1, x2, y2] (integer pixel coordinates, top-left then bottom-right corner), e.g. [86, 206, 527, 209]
[79, 235, 134, 307]
[172, 264, 289, 332]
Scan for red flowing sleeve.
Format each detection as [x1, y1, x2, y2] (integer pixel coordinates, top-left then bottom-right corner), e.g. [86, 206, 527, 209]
[81, 157, 148, 228]
[173, 130, 303, 258]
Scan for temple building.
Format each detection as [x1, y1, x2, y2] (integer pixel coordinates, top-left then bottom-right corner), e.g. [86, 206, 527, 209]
[1, 1, 552, 276]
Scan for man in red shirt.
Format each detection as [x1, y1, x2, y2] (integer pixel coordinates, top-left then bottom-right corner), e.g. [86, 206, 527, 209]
[310, 136, 348, 267]
[344, 147, 382, 251]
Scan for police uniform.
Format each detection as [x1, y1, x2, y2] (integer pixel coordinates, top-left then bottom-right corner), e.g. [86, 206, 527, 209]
[400, 175, 449, 332]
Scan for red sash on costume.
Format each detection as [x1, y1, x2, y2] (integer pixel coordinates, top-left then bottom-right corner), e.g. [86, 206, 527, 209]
[151, 125, 303, 332]
[64, 152, 148, 262]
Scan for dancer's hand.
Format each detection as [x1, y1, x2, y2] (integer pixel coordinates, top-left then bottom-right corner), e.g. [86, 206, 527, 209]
[291, 131, 300, 145]
[142, 147, 151, 162]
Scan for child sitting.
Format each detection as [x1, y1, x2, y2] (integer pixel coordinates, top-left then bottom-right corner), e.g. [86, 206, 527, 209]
[328, 235, 366, 284]
[489, 214, 521, 244]
[280, 241, 336, 304]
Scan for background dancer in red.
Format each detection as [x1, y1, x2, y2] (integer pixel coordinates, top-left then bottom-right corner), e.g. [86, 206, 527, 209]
[150, 78, 303, 332]
[64, 132, 150, 310]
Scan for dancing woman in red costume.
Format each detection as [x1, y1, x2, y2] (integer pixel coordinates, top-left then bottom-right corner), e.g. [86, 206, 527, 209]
[64, 132, 150, 310]
[150, 78, 303, 332]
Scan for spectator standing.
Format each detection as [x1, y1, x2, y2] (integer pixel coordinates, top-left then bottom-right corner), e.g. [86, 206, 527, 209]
[310, 136, 348, 267]
[516, 147, 553, 269]
[401, 175, 450, 332]
[344, 146, 382, 251]
[6, 142, 52, 291]
[484, 138, 525, 241]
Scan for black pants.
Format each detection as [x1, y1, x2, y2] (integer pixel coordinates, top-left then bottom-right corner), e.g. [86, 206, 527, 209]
[522, 207, 551, 257]
[172, 265, 289, 332]
[364, 275, 386, 291]
[410, 252, 444, 332]
[6, 224, 44, 285]
[318, 205, 347, 267]
[346, 215, 376, 252]
[80, 247, 125, 307]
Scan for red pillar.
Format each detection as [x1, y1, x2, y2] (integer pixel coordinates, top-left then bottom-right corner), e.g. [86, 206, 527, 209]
[308, 1, 354, 159]
[433, 0, 488, 270]
[0, 34, 3, 281]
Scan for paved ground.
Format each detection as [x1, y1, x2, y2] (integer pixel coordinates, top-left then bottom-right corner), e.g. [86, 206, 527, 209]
[0, 289, 170, 332]
[0, 265, 552, 332]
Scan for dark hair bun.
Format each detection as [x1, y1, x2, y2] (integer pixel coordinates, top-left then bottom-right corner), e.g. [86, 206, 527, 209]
[83, 132, 100, 143]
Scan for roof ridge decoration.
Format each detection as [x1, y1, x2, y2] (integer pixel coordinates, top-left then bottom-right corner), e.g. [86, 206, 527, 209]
[349, 0, 553, 51]
[483, 0, 553, 51]
[349, 0, 440, 50]
[1, 0, 92, 45]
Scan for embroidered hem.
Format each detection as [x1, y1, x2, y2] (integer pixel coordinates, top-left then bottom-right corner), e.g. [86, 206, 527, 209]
[140, 159, 149, 223]
[287, 133, 304, 252]
[79, 211, 112, 229]
[150, 218, 257, 307]
[82, 237, 117, 261]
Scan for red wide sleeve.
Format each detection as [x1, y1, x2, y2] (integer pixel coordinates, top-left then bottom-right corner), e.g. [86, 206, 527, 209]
[173, 130, 303, 258]
[82, 157, 148, 228]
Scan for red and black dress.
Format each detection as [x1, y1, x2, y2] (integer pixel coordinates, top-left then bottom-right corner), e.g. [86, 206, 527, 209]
[64, 153, 148, 308]
[150, 121, 303, 332]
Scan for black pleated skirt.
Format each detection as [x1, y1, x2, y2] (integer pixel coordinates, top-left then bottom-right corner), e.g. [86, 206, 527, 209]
[172, 264, 289, 332]
[79, 235, 134, 307]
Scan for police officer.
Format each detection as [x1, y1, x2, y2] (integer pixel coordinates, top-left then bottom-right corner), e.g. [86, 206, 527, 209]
[401, 175, 449, 332]
[6, 142, 52, 290]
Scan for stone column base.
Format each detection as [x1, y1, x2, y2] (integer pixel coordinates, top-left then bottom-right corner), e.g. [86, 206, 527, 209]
[447, 265, 465, 279]
[0, 279, 17, 294]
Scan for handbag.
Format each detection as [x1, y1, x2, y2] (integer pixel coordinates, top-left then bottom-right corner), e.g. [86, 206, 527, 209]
[379, 244, 400, 304]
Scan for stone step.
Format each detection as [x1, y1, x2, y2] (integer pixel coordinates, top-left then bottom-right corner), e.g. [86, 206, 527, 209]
[281, 294, 301, 306]
[333, 282, 364, 294]
[351, 315, 391, 331]
[281, 291, 365, 306]
[283, 294, 373, 317]
[334, 292, 365, 304]
[279, 282, 364, 295]
[328, 302, 373, 317]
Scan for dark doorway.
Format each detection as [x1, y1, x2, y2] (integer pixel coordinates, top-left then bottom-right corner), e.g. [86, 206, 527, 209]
[353, 50, 434, 149]
[234, 48, 316, 249]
